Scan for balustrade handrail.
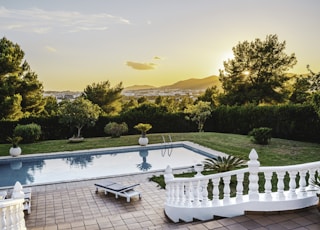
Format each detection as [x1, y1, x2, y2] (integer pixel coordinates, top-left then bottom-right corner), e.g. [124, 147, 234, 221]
[260, 161, 320, 172]
[165, 168, 248, 184]
[0, 198, 24, 208]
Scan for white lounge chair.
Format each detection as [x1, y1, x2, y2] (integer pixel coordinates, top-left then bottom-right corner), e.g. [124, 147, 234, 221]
[94, 180, 141, 202]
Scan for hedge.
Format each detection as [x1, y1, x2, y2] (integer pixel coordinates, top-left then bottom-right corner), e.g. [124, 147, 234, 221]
[0, 104, 319, 143]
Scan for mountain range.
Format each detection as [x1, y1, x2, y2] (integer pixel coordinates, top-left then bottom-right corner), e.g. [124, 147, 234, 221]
[124, 75, 221, 91]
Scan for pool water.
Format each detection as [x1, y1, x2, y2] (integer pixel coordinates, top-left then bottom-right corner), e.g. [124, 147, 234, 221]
[0, 144, 215, 187]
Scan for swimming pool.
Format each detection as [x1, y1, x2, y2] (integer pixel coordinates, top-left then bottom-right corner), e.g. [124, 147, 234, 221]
[0, 142, 220, 188]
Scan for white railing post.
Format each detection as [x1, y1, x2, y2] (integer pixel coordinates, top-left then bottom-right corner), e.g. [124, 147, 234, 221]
[308, 169, 316, 190]
[0, 207, 6, 229]
[185, 181, 193, 207]
[164, 165, 174, 205]
[201, 179, 209, 206]
[178, 181, 185, 206]
[288, 171, 298, 199]
[222, 176, 231, 204]
[191, 181, 200, 207]
[264, 171, 273, 201]
[299, 170, 307, 196]
[276, 171, 286, 200]
[212, 178, 220, 205]
[248, 149, 260, 201]
[236, 173, 244, 202]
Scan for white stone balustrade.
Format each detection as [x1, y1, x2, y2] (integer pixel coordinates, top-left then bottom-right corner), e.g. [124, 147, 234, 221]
[0, 182, 27, 230]
[0, 198, 26, 230]
[164, 148, 320, 223]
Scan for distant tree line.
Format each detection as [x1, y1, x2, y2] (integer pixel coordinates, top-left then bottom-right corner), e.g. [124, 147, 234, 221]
[1, 35, 320, 143]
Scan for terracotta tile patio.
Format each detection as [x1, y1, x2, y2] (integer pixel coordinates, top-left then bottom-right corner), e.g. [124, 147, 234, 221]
[24, 171, 320, 230]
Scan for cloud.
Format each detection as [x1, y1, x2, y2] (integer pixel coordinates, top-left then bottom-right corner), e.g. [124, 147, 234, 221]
[126, 61, 157, 70]
[45, 46, 57, 53]
[0, 6, 130, 34]
[153, 56, 162, 60]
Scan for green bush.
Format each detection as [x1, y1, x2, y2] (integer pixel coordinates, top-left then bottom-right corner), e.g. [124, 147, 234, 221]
[104, 122, 128, 138]
[14, 123, 42, 143]
[249, 127, 272, 145]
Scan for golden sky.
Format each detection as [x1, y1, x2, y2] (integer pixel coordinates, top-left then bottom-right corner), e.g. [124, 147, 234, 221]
[1, 0, 320, 91]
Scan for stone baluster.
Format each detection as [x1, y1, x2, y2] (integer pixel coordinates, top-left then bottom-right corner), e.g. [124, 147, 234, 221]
[185, 181, 193, 207]
[165, 183, 172, 205]
[236, 173, 244, 202]
[0, 207, 6, 229]
[223, 176, 231, 204]
[8, 205, 14, 229]
[192, 181, 201, 207]
[212, 178, 220, 205]
[174, 182, 180, 205]
[178, 181, 185, 206]
[201, 179, 209, 206]
[264, 171, 273, 201]
[18, 203, 26, 230]
[248, 149, 260, 201]
[288, 171, 297, 199]
[307, 169, 316, 190]
[299, 170, 307, 196]
[276, 171, 286, 200]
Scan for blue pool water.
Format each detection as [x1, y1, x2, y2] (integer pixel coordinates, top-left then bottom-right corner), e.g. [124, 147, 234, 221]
[0, 143, 216, 188]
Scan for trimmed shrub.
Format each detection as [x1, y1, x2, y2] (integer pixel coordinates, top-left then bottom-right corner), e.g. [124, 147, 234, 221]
[13, 123, 42, 143]
[249, 127, 272, 145]
[104, 122, 128, 138]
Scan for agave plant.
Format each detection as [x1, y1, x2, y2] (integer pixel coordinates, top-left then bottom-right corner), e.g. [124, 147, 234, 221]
[203, 155, 245, 173]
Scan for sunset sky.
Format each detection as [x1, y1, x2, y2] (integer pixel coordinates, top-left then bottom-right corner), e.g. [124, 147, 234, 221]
[1, 0, 320, 91]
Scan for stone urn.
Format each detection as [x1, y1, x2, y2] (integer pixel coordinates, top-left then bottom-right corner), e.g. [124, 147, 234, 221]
[138, 137, 149, 146]
[194, 163, 204, 177]
[9, 147, 22, 157]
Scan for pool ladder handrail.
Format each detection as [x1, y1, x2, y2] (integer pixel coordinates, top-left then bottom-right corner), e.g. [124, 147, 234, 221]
[161, 134, 173, 157]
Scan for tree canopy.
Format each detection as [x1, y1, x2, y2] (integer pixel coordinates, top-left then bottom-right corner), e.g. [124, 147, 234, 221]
[0, 37, 45, 120]
[82, 81, 123, 115]
[59, 97, 101, 138]
[184, 101, 212, 132]
[219, 34, 297, 105]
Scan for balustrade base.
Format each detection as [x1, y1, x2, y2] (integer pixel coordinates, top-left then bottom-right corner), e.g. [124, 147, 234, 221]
[165, 192, 319, 223]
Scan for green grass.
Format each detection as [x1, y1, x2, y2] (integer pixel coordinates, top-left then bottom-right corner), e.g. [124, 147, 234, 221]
[1, 132, 320, 167]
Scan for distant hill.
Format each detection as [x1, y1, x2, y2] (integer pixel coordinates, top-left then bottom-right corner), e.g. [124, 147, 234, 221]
[124, 75, 221, 91]
[123, 85, 156, 91]
[159, 75, 220, 90]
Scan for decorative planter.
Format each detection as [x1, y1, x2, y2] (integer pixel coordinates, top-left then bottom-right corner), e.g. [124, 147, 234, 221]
[194, 163, 204, 177]
[68, 137, 84, 143]
[138, 137, 149, 146]
[9, 147, 22, 157]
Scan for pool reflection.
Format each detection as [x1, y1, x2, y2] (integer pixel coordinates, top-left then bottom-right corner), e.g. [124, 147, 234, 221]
[137, 149, 152, 171]
[63, 155, 101, 168]
[0, 160, 45, 187]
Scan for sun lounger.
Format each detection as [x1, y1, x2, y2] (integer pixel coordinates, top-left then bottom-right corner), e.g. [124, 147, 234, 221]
[23, 188, 32, 214]
[94, 180, 141, 202]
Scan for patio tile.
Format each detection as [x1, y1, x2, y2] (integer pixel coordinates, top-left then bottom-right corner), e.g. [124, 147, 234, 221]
[24, 171, 320, 230]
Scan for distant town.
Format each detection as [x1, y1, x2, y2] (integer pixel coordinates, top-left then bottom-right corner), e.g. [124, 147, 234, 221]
[44, 88, 206, 102]
[44, 76, 219, 101]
